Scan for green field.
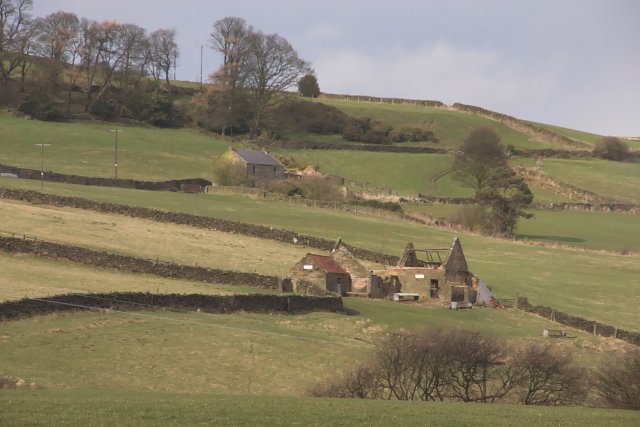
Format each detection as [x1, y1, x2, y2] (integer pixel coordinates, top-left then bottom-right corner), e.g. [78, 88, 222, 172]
[2, 178, 639, 331]
[0, 112, 228, 181]
[3, 389, 638, 427]
[0, 199, 310, 277]
[405, 204, 640, 252]
[315, 98, 555, 149]
[277, 150, 472, 196]
[538, 158, 640, 203]
[527, 121, 640, 150]
[0, 302, 613, 395]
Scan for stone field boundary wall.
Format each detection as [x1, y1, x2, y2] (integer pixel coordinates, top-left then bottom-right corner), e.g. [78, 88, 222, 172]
[0, 235, 279, 289]
[0, 188, 399, 265]
[0, 163, 211, 193]
[0, 292, 344, 322]
[274, 140, 449, 154]
[516, 297, 640, 347]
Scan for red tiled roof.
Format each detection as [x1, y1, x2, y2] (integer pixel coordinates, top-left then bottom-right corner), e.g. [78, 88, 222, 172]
[309, 255, 349, 274]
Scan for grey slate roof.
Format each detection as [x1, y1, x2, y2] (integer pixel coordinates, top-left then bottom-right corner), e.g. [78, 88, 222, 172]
[232, 148, 282, 167]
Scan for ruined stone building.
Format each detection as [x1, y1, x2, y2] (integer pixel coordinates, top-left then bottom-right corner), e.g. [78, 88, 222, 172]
[288, 253, 352, 296]
[227, 148, 285, 184]
[286, 237, 478, 304]
[371, 238, 478, 304]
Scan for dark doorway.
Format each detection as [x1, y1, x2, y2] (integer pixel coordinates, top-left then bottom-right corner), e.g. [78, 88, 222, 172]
[430, 279, 439, 298]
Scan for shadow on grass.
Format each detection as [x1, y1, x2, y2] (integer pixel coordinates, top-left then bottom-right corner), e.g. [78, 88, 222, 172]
[343, 306, 361, 316]
[516, 234, 586, 244]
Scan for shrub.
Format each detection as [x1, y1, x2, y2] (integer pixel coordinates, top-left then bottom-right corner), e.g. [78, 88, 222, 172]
[18, 89, 64, 121]
[350, 199, 403, 213]
[268, 176, 345, 201]
[298, 74, 320, 98]
[267, 100, 350, 135]
[389, 127, 435, 143]
[211, 158, 249, 186]
[593, 137, 630, 161]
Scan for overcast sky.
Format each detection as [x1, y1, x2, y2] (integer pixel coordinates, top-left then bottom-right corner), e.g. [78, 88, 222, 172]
[32, 0, 640, 136]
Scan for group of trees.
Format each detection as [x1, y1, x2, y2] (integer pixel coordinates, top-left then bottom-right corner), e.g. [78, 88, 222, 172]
[192, 16, 312, 137]
[312, 328, 640, 410]
[451, 127, 533, 235]
[0, 0, 180, 123]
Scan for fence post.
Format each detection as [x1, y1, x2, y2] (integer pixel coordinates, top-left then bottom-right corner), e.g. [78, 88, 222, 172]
[593, 322, 597, 336]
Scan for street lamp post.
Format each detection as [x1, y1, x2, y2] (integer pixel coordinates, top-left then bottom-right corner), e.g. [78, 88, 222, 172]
[109, 129, 122, 179]
[34, 143, 51, 192]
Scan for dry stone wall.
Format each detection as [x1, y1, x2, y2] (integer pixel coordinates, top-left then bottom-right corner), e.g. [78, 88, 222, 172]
[516, 297, 640, 347]
[0, 292, 344, 321]
[0, 235, 278, 288]
[0, 163, 211, 192]
[0, 188, 399, 265]
[274, 140, 448, 154]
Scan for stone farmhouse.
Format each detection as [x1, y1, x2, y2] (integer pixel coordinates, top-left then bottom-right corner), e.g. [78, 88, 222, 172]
[286, 237, 479, 305]
[228, 148, 285, 185]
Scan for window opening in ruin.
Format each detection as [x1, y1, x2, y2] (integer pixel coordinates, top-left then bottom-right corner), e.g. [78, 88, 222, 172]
[252, 165, 256, 174]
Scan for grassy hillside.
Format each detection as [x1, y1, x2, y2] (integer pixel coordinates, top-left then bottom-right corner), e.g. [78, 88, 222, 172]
[2, 178, 639, 331]
[0, 252, 269, 302]
[276, 150, 471, 196]
[0, 112, 228, 181]
[0, 303, 613, 395]
[527, 121, 640, 150]
[0, 199, 309, 277]
[315, 98, 554, 149]
[405, 204, 640, 252]
[539, 158, 640, 203]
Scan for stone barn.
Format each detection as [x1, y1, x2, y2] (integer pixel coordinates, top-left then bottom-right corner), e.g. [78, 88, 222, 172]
[289, 253, 352, 296]
[329, 239, 371, 294]
[228, 148, 285, 185]
[371, 237, 478, 304]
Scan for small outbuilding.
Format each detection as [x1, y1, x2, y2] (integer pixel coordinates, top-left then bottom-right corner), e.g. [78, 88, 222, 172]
[229, 148, 285, 184]
[289, 253, 352, 296]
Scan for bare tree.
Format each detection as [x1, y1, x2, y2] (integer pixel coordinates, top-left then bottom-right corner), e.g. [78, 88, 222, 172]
[512, 342, 586, 406]
[0, 0, 33, 88]
[597, 349, 640, 410]
[208, 16, 252, 135]
[115, 23, 147, 89]
[36, 11, 79, 95]
[209, 16, 251, 90]
[243, 31, 311, 137]
[150, 28, 178, 88]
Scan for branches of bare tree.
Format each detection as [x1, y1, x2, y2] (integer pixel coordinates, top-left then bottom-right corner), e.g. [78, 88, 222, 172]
[207, 16, 311, 137]
[311, 328, 591, 407]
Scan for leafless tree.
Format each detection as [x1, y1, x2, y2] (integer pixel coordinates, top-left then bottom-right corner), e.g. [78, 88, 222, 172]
[0, 0, 33, 88]
[149, 28, 178, 88]
[597, 349, 640, 410]
[208, 16, 252, 135]
[35, 11, 79, 95]
[511, 342, 586, 406]
[243, 31, 311, 137]
[115, 23, 147, 89]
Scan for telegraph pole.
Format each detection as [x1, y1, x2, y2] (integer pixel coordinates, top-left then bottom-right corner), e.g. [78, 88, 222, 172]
[109, 129, 123, 179]
[34, 143, 51, 192]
